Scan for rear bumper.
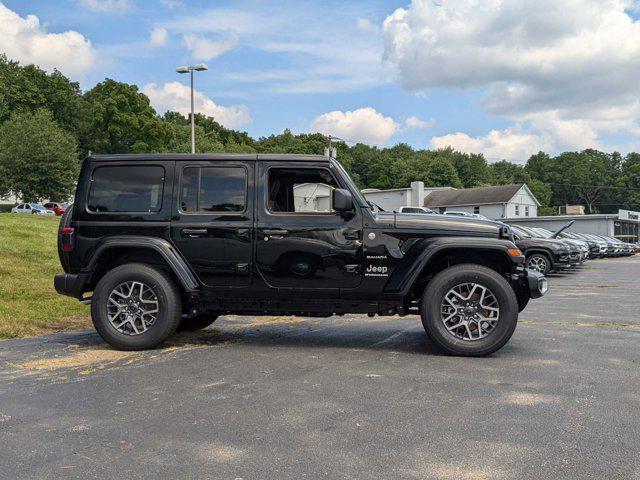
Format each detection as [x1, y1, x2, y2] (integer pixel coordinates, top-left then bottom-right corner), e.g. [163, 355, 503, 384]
[54, 273, 89, 299]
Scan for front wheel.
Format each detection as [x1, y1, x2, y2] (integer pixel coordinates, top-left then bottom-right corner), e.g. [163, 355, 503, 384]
[526, 254, 551, 274]
[420, 264, 519, 357]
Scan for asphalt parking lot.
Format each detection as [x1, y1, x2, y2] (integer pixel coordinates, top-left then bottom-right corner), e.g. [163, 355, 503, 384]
[1, 257, 639, 480]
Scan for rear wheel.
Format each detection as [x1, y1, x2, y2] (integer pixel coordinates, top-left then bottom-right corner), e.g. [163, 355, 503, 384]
[420, 264, 519, 357]
[91, 263, 181, 350]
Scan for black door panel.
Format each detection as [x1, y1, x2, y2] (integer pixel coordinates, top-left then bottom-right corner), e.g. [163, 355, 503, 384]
[171, 162, 254, 288]
[255, 162, 363, 291]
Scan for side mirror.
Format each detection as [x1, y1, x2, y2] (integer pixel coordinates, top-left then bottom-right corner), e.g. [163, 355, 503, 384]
[332, 188, 354, 211]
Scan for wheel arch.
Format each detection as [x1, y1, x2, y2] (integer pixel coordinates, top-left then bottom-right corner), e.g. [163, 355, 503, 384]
[84, 236, 199, 293]
[386, 238, 522, 298]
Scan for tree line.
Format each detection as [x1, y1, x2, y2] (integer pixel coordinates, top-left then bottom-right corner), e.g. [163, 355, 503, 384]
[1, 55, 638, 214]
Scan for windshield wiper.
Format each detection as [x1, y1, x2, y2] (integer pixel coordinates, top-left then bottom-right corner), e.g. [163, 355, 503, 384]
[367, 201, 385, 212]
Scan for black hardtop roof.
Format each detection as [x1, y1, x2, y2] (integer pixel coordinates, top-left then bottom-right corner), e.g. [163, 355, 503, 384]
[88, 153, 332, 162]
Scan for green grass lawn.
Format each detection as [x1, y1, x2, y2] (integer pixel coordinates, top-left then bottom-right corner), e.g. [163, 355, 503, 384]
[0, 213, 89, 338]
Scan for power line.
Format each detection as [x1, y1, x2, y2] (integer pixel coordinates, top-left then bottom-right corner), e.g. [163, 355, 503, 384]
[547, 183, 640, 192]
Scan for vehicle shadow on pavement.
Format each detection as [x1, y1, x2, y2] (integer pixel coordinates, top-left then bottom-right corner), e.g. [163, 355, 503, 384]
[1, 316, 451, 371]
[181, 316, 445, 356]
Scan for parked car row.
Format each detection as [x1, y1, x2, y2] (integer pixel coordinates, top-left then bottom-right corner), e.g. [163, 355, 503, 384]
[507, 223, 636, 274]
[10, 202, 68, 216]
[398, 208, 637, 274]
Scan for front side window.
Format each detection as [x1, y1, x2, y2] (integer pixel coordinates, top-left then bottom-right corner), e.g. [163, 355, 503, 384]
[268, 168, 338, 213]
[88, 165, 164, 213]
[180, 166, 246, 213]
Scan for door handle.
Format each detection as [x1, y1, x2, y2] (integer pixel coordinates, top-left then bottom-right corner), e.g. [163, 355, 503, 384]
[181, 228, 208, 238]
[345, 264, 361, 274]
[263, 229, 288, 240]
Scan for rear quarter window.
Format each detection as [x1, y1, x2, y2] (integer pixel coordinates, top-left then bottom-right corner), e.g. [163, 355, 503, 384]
[87, 165, 165, 213]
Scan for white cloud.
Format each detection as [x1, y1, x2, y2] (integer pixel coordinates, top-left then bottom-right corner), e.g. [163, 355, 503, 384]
[149, 26, 167, 47]
[142, 81, 251, 129]
[356, 17, 378, 32]
[404, 116, 435, 130]
[161, 0, 184, 9]
[166, 4, 391, 95]
[183, 33, 238, 61]
[77, 0, 133, 12]
[429, 111, 602, 161]
[430, 128, 553, 162]
[383, 0, 640, 152]
[0, 3, 95, 77]
[309, 108, 399, 145]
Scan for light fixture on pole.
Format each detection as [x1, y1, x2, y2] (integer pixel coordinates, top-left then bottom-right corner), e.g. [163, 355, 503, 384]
[176, 63, 208, 154]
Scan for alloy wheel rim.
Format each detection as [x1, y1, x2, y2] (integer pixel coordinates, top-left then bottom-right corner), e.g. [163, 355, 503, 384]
[440, 282, 500, 341]
[527, 256, 547, 273]
[107, 281, 159, 335]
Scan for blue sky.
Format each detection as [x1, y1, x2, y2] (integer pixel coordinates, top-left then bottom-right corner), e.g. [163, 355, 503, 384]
[3, 0, 640, 161]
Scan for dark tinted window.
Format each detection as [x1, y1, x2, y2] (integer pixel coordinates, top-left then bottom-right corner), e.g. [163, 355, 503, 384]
[88, 166, 164, 213]
[180, 166, 246, 213]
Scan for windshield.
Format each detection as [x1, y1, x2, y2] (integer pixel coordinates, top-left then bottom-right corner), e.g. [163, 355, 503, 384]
[31, 204, 46, 211]
[510, 225, 531, 238]
[330, 159, 369, 209]
[531, 227, 553, 238]
[516, 225, 538, 237]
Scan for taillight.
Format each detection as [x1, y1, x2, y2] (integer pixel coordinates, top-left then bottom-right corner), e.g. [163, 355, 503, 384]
[61, 227, 75, 251]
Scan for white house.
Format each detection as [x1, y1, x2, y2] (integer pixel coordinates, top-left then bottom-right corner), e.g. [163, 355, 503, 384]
[424, 184, 540, 219]
[361, 182, 540, 220]
[0, 192, 19, 206]
[361, 182, 455, 212]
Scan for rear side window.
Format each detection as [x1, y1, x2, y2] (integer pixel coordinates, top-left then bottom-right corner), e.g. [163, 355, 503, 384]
[180, 166, 246, 213]
[88, 165, 165, 213]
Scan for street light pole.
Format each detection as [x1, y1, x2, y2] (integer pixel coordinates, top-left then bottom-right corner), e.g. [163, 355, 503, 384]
[190, 69, 195, 154]
[176, 64, 209, 154]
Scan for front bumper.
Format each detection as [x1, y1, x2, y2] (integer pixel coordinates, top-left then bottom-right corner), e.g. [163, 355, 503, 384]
[526, 269, 548, 299]
[54, 273, 89, 299]
[553, 252, 571, 269]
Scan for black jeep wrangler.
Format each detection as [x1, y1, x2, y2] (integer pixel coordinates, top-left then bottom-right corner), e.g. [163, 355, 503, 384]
[55, 154, 547, 356]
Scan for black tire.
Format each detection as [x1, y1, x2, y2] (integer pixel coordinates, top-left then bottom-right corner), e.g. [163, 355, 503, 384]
[420, 264, 519, 357]
[526, 253, 551, 275]
[178, 313, 219, 331]
[515, 287, 530, 313]
[91, 263, 181, 350]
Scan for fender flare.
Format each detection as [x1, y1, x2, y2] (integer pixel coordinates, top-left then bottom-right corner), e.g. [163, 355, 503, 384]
[83, 236, 199, 292]
[386, 236, 522, 296]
